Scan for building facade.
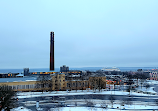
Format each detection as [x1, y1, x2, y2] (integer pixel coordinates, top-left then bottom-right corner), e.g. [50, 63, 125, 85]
[24, 68, 30, 76]
[150, 69, 158, 80]
[60, 65, 69, 72]
[0, 73, 106, 92]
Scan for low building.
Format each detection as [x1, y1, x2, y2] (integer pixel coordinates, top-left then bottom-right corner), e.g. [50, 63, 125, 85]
[149, 69, 158, 80]
[0, 77, 37, 91]
[0, 73, 19, 78]
[0, 72, 106, 92]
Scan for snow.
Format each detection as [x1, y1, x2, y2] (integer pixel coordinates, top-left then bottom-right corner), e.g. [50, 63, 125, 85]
[17, 89, 157, 99]
[11, 104, 158, 111]
[11, 106, 32, 111]
[16, 80, 158, 110]
[135, 86, 157, 93]
[146, 80, 158, 85]
[36, 105, 158, 111]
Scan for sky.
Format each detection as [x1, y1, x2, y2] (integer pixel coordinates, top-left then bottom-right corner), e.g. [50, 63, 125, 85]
[0, 0, 158, 69]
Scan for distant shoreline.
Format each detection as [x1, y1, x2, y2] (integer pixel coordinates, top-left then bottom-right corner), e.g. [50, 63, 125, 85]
[0, 67, 157, 73]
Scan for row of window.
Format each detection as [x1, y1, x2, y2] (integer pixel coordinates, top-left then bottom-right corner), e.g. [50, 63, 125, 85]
[67, 82, 88, 87]
[150, 72, 157, 74]
[151, 74, 158, 78]
[11, 84, 35, 90]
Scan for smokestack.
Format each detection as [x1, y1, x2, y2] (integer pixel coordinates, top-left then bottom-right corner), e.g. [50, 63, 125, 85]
[50, 32, 54, 70]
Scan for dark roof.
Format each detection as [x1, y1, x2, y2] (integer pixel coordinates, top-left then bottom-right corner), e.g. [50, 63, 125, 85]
[90, 73, 106, 77]
[68, 70, 82, 72]
[0, 73, 19, 75]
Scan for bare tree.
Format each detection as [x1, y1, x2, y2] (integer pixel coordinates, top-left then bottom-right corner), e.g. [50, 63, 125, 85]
[125, 97, 132, 107]
[120, 98, 125, 107]
[101, 101, 108, 109]
[89, 77, 97, 92]
[145, 84, 150, 91]
[67, 76, 73, 91]
[35, 74, 52, 93]
[80, 76, 85, 92]
[108, 95, 115, 108]
[126, 74, 134, 95]
[155, 99, 158, 106]
[85, 99, 94, 107]
[75, 80, 78, 92]
[145, 83, 150, 105]
[98, 78, 106, 92]
[0, 85, 18, 111]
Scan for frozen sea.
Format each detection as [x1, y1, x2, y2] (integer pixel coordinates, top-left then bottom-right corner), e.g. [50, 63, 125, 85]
[0, 67, 157, 73]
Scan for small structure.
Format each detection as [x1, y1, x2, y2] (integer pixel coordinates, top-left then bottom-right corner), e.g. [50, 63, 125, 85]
[24, 68, 30, 76]
[36, 101, 39, 108]
[16, 73, 24, 78]
[58, 97, 65, 106]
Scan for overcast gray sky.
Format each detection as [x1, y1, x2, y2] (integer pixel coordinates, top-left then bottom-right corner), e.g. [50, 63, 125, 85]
[0, 0, 158, 69]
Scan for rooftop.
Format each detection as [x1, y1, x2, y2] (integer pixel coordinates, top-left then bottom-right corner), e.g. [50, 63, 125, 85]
[0, 76, 37, 83]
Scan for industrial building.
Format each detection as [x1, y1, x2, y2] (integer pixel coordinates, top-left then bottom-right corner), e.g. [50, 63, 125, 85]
[0, 72, 106, 92]
[0, 73, 19, 78]
[0, 32, 108, 92]
[60, 65, 69, 72]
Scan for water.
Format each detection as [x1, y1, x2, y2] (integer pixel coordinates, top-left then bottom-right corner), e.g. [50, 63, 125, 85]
[0, 67, 157, 73]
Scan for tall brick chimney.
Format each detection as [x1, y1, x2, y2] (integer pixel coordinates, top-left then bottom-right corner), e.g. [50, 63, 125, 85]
[50, 32, 54, 70]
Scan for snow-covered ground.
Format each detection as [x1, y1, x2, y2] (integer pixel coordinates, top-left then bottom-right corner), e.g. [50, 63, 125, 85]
[13, 103, 158, 111]
[27, 104, 158, 111]
[147, 80, 158, 85]
[17, 89, 157, 99]
[11, 106, 31, 111]
[16, 90, 158, 110]
[15, 80, 158, 110]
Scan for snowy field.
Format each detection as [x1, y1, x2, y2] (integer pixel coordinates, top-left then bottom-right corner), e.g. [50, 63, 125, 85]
[17, 89, 157, 99]
[12, 104, 158, 111]
[16, 89, 158, 111]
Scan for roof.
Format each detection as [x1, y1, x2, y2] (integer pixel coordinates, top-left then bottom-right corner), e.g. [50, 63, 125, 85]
[0, 76, 37, 83]
[0, 73, 19, 75]
[90, 73, 106, 77]
[16, 73, 24, 77]
[68, 70, 82, 72]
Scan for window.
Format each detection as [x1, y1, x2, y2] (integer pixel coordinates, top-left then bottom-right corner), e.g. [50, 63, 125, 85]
[85, 82, 88, 86]
[26, 85, 29, 89]
[79, 83, 81, 86]
[22, 85, 25, 89]
[13, 86, 16, 90]
[30, 84, 34, 89]
[73, 83, 75, 87]
[17, 85, 21, 89]
[67, 83, 69, 87]
[9, 86, 12, 89]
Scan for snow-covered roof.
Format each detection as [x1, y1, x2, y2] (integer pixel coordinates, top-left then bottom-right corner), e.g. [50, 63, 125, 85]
[16, 73, 24, 77]
[0, 77, 37, 83]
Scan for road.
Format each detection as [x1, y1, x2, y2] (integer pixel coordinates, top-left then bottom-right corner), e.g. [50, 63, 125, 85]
[17, 93, 158, 111]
